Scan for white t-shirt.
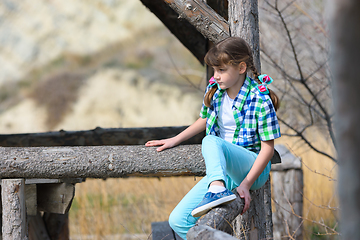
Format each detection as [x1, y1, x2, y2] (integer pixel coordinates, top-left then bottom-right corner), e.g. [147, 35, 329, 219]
[218, 91, 236, 143]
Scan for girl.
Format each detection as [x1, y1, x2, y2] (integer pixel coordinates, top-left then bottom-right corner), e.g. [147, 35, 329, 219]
[145, 37, 281, 239]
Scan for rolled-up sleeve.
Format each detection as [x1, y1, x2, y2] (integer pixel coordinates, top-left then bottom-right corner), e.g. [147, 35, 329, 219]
[258, 98, 281, 141]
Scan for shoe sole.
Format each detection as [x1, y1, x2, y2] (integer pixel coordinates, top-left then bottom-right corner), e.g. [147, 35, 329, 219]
[191, 194, 237, 218]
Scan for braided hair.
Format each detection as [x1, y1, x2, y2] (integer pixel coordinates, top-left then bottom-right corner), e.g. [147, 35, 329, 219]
[204, 37, 279, 111]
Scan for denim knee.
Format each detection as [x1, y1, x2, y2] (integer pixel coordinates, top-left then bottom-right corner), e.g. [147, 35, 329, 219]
[168, 210, 178, 232]
[202, 135, 221, 148]
[169, 209, 188, 240]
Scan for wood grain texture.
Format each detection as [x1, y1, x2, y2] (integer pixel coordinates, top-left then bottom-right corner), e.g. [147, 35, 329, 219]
[164, 0, 230, 43]
[0, 145, 205, 179]
[1, 179, 27, 240]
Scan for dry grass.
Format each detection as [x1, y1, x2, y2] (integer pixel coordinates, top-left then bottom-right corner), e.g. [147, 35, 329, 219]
[69, 177, 201, 239]
[276, 135, 338, 239]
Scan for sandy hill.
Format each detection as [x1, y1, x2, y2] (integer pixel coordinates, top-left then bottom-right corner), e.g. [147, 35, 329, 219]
[0, 0, 205, 134]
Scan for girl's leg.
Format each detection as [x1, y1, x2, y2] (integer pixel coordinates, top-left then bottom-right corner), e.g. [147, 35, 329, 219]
[202, 135, 270, 190]
[168, 176, 209, 240]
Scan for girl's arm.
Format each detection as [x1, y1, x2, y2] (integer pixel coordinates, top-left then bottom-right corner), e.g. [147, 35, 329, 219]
[236, 140, 274, 214]
[145, 117, 206, 152]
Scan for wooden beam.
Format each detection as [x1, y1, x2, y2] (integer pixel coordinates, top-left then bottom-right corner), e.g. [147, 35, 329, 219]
[25, 184, 37, 216]
[0, 126, 205, 147]
[0, 145, 281, 179]
[163, 0, 230, 43]
[188, 225, 238, 240]
[229, 0, 260, 71]
[37, 183, 75, 214]
[0, 145, 206, 179]
[140, 0, 207, 63]
[2, 179, 27, 240]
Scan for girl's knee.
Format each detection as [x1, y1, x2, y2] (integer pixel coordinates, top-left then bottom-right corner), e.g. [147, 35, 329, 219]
[168, 210, 178, 230]
[202, 135, 220, 146]
[168, 210, 191, 240]
[168, 208, 185, 233]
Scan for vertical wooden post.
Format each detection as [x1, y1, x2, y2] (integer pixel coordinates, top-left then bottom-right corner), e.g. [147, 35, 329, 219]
[228, 1, 271, 239]
[271, 145, 303, 240]
[2, 179, 27, 240]
[228, 0, 260, 71]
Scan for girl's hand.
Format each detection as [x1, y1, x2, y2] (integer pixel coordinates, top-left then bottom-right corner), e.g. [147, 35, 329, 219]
[236, 183, 251, 214]
[145, 137, 178, 152]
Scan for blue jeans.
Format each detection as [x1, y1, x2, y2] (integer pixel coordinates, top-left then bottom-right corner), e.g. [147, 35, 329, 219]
[168, 135, 271, 240]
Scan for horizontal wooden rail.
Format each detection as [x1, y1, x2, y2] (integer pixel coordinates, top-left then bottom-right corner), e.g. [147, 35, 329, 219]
[0, 145, 205, 179]
[0, 126, 205, 147]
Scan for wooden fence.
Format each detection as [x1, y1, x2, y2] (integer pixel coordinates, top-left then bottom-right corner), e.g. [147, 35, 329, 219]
[0, 143, 302, 240]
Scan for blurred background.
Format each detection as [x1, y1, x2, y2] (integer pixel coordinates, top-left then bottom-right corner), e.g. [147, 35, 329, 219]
[0, 0, 337, 239]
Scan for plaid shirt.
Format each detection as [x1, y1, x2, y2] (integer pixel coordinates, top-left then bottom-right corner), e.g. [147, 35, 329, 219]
[200, 76, 281, 153]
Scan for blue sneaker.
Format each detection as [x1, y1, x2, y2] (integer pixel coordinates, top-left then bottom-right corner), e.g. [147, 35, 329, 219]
[191, 189, 236, 217]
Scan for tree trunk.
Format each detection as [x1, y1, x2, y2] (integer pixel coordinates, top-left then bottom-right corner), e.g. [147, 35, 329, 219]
[331, 0, 360, 239]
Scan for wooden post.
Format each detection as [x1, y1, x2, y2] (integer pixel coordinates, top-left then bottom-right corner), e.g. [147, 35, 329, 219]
[228, 1, 272, 239]
[271, 145, 303, 239]
[228, 0, 260, 71]
[2, 179, 27, 240]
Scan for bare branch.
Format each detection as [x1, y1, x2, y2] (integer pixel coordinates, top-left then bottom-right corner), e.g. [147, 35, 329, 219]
[278, 117, 337, 162]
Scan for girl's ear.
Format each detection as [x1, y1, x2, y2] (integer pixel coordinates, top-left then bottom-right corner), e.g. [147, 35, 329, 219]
[238, 62, 247, 74]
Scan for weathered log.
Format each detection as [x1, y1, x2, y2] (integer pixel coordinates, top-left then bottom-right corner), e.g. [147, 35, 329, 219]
[187, 191, 245, 240]
[0, 145, 281, 179]
[2, 179, 27, 240]
[0, 126, 205, 147]
[188, 225, 238, 240]
[0, 145, 205, 179]
[229, 0, 260, 72]
[163, 0, 230, 43]
[232, 180, 269, 239]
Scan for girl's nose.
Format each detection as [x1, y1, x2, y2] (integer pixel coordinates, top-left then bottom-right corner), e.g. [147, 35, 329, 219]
[214, 72, 220, 80]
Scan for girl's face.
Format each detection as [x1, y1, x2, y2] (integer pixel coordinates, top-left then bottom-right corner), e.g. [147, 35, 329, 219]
[213, 63, 246, 91]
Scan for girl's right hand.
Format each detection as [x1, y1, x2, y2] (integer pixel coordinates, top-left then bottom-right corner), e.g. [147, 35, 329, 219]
[145, 117, 206, 152]
[145, 137, 179, 152]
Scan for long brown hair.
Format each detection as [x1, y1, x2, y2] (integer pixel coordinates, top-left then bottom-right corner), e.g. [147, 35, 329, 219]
[204, 37, 279, 111]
